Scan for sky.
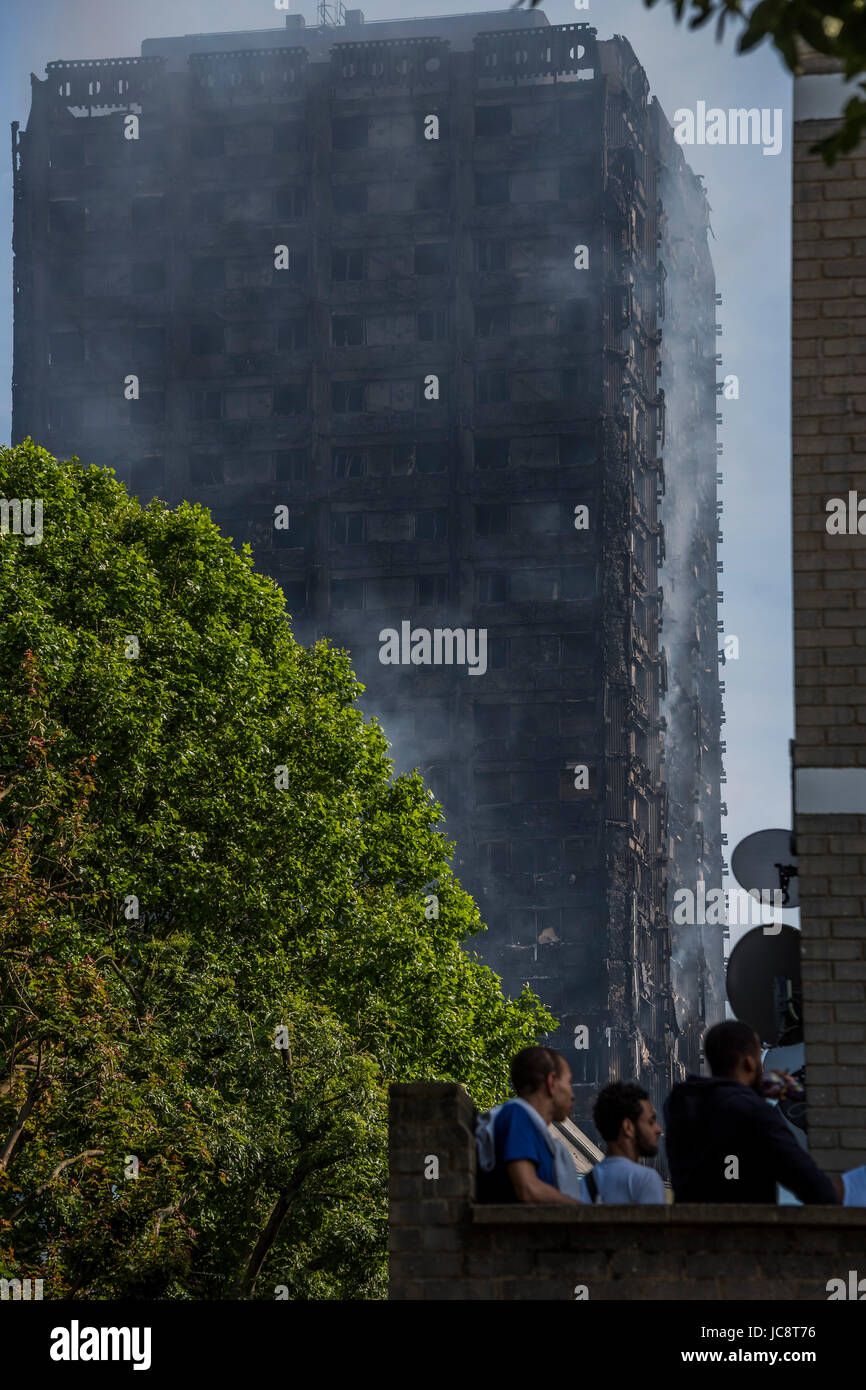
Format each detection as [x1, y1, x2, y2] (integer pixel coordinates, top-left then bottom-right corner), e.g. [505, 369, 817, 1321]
[0, 0, 796, 953]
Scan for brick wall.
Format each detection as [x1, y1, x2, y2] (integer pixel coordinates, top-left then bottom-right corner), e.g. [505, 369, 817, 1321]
[389, 1083, 866, 1299]
[793, 52, 866, 1171]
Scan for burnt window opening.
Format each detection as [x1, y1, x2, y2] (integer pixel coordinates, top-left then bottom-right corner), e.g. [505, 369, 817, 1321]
[477, 370, 509, 404]
[514, 705, 554, 738]
[513, 771, 552, 802]
[477, 572, 508, 604]
[562, 564, 597, 600]
[190, 324, 224, 356]
[475, 771, 510, 807]
[476, 305, 510, 337]
[478, 839, 511, 874]
[522, 502, 561, 535]
[512, 838, 560, 875]
[331, 512, 365, 546]
[416, 574, 450, 606]
[415, 442, 449, 474]
[131, 456, 165, 497]
[277, 319, 308, 352]
[274, 383, 308, 415]
[561, 699, 596, 737]
[416, 173, 450, 210]
[475, 503, 508, 537]
[560, 634, 592, 667]
[332, 116, 369, 151]
[273, 249, 308, 284]
[418, 308, 448, 342]
[275, 450, 309, 483]
[414, 508, 448, 542]
[475, 171, 510, 206]
[332, 314, 364, 347]
[333, 448, 365, 479]
[190, 454, 223, 486]
[332, 184, 367, 215]
[191, 190, 223, 224]
[511, 569, 559, 602]
[558, 431, 596, 467]
[190, 259, 222, 293]
[282, 579, 307, 613]
[414, 243, 449, 275]
[560, 162, 593, 200]
[475, 437, 510, 470]
[475, 104, 512, 138]
[560, 299, 592, 334]
[475, 705, 510, 739]
[332, 248, 365, 282]
[332, 380, 365, 412]
[274, 185, 308, 220]
[476, 239, 508, 272]
[274, 513, 308, 549]
[331, 578, 364, 610]
[191, 389, 222, 422]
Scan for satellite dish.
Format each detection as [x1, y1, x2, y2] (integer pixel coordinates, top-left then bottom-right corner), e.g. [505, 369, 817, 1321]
[726, 924, 803, 1047]
[731, 828, 799, 908]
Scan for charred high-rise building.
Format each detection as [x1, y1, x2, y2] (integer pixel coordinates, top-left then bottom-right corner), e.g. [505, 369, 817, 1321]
[11, 7, 724, 1130]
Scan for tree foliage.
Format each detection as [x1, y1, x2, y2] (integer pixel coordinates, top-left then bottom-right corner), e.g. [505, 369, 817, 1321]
[518, 0, 866, 161]
[0, 441, 553, 1298]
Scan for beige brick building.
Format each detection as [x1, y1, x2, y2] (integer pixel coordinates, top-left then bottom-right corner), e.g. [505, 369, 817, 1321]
[793, 49, 866, 1173]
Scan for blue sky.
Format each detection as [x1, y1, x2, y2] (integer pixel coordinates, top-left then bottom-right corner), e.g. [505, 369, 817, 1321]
[0, 0, 795, 951]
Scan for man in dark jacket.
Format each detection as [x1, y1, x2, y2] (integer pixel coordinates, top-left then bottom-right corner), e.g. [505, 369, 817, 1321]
[664, 1020, 838, 1204]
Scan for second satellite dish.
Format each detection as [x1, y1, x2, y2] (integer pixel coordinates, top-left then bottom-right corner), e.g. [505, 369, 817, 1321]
[726, 923, 803, 1047]
[731, 828, 799, 908]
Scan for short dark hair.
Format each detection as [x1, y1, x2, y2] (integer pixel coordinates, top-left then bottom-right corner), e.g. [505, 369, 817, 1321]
[510, 1046, 565, 1097]
[704, 1020, 760, 1077]
[592, 1082, 649, 1143]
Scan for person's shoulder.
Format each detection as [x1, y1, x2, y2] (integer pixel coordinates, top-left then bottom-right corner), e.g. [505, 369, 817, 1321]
[494, 1100, 534, 1137]
[493, 1101, 512, 1130]
[632, 1163, 666, 1201]
[728, 1084, 779, 1123]
[707, 1080, 765, 1121]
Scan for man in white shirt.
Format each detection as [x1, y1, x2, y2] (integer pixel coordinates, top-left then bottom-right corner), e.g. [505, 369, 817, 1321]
[580, 1081, 667, 1204]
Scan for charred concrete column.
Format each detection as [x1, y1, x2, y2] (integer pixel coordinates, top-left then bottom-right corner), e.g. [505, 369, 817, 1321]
[792, 49, 866, 1172]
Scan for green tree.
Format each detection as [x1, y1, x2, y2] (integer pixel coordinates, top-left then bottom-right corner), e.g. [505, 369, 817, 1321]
[518, 0, 866, 161]
[0, 441, 552, 1298]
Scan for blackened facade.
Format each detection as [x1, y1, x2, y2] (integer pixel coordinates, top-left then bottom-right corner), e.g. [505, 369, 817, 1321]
[11, 7, 723, 1131]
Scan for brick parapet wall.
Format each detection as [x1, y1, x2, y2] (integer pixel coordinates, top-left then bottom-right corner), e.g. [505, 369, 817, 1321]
[793, 54, 866, 1167]
[389, 1083, 866, 1300]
